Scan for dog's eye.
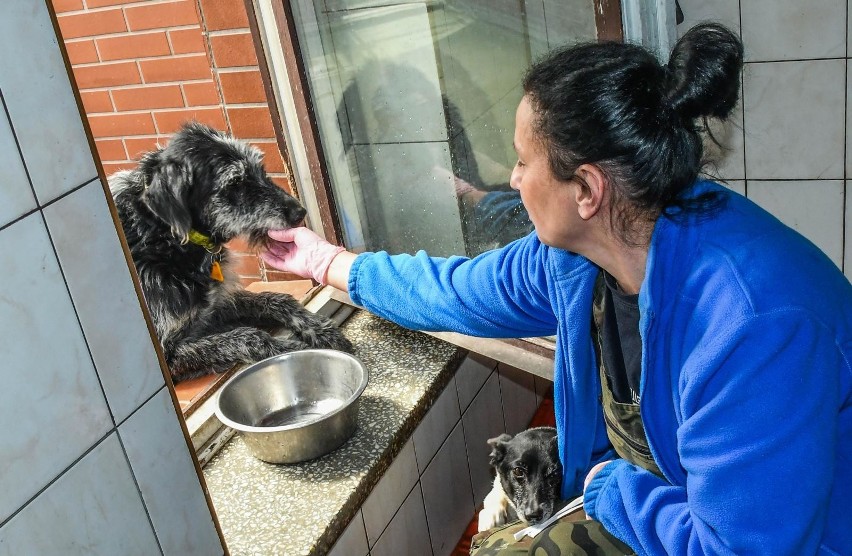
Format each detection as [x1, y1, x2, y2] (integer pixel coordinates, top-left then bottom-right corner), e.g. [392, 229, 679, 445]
[511, 467, 526, 480]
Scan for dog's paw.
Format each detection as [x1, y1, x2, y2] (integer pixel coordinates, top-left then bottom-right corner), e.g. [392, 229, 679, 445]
[314, 330, 354, 353]
[477, 477, 513, 532]
[477, 505, 509, 533]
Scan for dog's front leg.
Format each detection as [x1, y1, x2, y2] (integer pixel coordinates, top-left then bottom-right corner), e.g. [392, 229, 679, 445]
[478, 476, 517, 532]
[213, 291, 354, 353]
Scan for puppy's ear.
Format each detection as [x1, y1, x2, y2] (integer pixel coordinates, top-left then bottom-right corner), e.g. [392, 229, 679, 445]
[219, 160, 247, 186]
[487, 434, 513, 466]
[142, 159, 192, 242]
[549, 434, 560, 460]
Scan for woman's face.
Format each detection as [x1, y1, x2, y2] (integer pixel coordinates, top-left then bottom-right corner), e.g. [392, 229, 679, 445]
[510, 96, 581, 250]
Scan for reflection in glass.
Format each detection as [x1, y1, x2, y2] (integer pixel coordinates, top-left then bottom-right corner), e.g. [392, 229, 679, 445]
[291, 0, 598, 257]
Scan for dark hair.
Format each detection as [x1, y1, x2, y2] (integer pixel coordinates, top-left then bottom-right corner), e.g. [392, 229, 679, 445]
[522, 23, 744, 245]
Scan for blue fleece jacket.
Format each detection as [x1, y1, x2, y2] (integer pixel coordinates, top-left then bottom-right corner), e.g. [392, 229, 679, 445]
[348, 181, 852, 555]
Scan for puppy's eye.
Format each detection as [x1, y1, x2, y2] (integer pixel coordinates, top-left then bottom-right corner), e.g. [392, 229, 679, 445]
[511, 467, 526, 480]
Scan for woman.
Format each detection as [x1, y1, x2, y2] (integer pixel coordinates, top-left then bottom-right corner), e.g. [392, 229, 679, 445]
[262, 23, 852, 555]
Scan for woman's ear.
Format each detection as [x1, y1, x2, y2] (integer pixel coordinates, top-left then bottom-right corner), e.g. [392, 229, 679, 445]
[573, 163, 608, 221]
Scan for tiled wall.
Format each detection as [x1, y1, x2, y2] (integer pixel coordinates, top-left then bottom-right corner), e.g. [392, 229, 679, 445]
[50, 0, 295, 285]
[0, 2, 222, 554]
[328, 354, 551, 556]
[677, 0, 851, 278]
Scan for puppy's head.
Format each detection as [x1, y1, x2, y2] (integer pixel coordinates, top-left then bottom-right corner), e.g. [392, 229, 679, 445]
[140, 122, 306, 246]
[488, 427, 562, 524]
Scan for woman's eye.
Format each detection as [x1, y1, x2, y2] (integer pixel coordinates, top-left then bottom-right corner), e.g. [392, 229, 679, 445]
[515, 160, 525, 168]
[511, 467, 526, 479]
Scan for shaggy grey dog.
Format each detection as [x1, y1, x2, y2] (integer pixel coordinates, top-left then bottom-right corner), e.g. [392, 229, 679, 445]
[109, 122, 353, 382]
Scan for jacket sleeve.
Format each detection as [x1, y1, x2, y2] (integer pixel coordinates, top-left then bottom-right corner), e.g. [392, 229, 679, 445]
[347, 234, 561, 338]
[584, 310, 840, 555]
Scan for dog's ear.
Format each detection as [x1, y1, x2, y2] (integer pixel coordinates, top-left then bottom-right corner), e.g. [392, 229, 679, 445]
[487, 433, 513, 466]
[142, 158, 192, 241]
[219, 160, 247, 187]
[548, 434, 560, 459]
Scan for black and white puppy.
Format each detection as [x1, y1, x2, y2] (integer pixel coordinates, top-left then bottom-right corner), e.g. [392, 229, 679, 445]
[110, 122, 353, 381]
[478, 427, 563, 532]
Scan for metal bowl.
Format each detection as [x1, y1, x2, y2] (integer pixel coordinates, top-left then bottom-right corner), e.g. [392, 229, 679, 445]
[214, 349, 368, 464]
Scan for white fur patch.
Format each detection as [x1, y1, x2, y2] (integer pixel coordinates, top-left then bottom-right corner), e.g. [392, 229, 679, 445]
[477, 476, 518, 532]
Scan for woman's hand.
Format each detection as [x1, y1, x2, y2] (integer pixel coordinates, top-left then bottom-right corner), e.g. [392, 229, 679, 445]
[584, 460, 614, 493]
[262, 227, 345, 285]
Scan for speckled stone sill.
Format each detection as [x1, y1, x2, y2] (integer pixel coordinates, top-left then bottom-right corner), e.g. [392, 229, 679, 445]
[202, 310, 466, 556]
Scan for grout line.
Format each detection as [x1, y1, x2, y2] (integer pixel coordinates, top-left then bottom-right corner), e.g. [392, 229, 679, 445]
[743, 56, 848, 65]
[1, 89, 40, 209]
[76, 78, 216, 92]
[0, 430, 116, 531]
[114, 424, 167, 556]
[72, 51, 208, 68]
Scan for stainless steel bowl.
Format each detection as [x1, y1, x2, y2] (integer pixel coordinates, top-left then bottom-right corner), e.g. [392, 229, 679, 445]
[214, 349, 368, 464]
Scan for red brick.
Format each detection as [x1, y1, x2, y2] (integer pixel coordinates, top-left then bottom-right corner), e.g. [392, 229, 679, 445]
[154, 108, 226, 134]
[53, 0, 84, 13]
[80, 90, 114, 113]
[270, 176, 295, 195]
[97, 32, 171, 61]
[102, 161, 139, 175]
[66, 40, 98, 65]
[182, 81, 219, 106]
[231, 253, 262, 277]
[125, 1, 200, 31]
[140, 54, 212, 83]
[218, 70, 265, 104]
[227, 106, 274, 138]
[199, 0, 249, 31]
[209, 32, 258, 67]
[112, 84, 184, 111]
[169, 28, 206, 54]
[89, 112, 156, 138]
[72, 61, 141, 89]
[264, 270, 305, 282]
[250, 142, 286, 173]
[125, 136, 170, 159]
[95, 138, 127, 161]
[57, 9, 126, 39]
[86, 0, 141, 7]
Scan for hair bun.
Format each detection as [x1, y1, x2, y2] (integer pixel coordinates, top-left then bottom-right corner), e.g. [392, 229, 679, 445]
[665, 23, 744, 121]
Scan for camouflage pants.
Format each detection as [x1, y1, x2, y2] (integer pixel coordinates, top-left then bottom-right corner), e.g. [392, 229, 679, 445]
[470, 511, 635, 556]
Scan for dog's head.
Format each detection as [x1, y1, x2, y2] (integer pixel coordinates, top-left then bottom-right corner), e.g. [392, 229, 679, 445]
[488, 427, 562, 524]
[139, 122, 306, 246]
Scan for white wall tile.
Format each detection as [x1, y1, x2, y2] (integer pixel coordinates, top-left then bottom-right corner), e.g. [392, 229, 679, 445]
[421, 423, 474, 556]
[723, 180, 746, 197]
[0, 2, 98, 204]
[0, 434, 161, 556]
[42, 180, 165, 423]
[413, 377, 461, 473]
[676, 0, 741, 37]
[0, 215, 113, 523]
[455, 353, 496, 413]
[498, 364, 538, 435]
[362, 439, 419, 547]
[370, 483, 432, 556]
[740, 0, 845, 61]
[461, 371, 505, 505]
[743, 60, 845, 180]
[748, 180, 845, 267]
[118, 388, 222, 556]
[0, 107, 35, 227]
[845, 182, 851, 279]
[328, 510, 368, 556]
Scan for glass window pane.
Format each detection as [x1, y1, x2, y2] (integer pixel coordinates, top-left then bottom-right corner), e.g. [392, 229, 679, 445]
[291, 0, 599, 257]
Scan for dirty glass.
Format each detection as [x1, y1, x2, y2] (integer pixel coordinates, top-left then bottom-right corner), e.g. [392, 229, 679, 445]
[290, 0, 599, 257]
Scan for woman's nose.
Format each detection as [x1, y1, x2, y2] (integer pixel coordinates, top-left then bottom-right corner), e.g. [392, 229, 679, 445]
[510, 169, 521, 191]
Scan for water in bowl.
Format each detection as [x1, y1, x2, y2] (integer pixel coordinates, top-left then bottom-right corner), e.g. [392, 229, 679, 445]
[254, 397, 346, 428]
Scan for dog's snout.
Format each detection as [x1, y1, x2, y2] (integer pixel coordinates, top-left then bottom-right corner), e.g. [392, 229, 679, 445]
[524, 507, 544, 523]
[289, 205, 307, 225]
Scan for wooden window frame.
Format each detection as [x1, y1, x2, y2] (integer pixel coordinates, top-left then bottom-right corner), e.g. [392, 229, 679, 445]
[238, 0, 626, 385]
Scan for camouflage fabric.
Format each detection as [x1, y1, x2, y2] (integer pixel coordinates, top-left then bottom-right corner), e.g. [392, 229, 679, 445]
[470, 512, 635, 556]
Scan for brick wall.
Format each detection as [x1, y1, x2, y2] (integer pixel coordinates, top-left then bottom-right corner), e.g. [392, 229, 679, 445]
[52, 0, 296, 285]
